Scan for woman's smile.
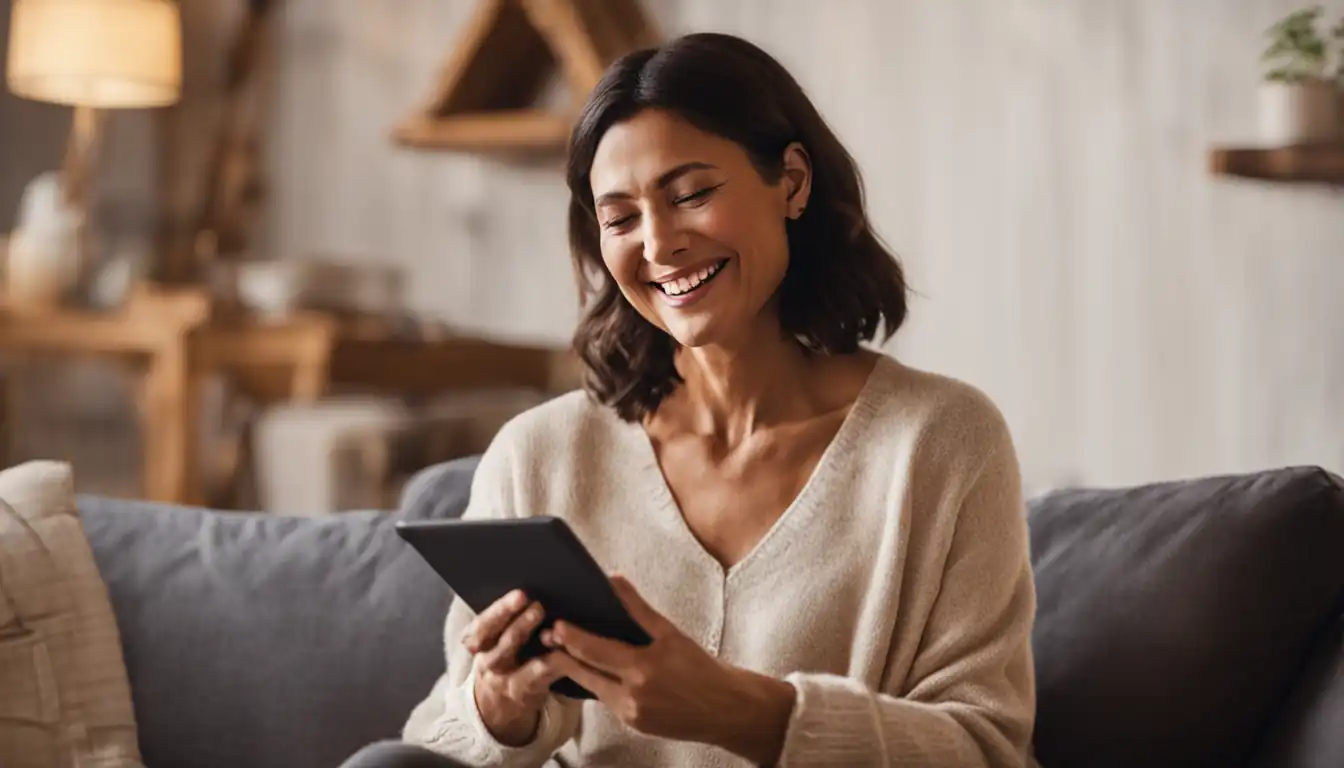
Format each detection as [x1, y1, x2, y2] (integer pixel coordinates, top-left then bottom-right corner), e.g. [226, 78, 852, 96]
[649, 258, 731, 308]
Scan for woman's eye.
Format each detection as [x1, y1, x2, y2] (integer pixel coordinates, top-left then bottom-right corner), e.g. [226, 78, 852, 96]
[674, 185, 720, 205]
[602, 213, 636, 231]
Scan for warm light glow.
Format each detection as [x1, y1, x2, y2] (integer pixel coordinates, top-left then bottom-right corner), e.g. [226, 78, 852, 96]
[6, 0, 182, 108]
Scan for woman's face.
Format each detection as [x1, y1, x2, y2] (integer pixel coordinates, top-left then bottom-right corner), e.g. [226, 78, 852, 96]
[589, 109, 810, 350]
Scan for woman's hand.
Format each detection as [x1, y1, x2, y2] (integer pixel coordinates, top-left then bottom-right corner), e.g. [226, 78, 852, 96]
[541, 575, 797, 764]
[461, 589, 567, 746]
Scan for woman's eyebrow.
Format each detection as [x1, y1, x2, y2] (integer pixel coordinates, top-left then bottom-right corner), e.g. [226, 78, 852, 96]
[594, 162, 720, 206]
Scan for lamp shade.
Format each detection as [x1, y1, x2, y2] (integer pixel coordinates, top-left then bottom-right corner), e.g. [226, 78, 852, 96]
[6, 0, 181, 109]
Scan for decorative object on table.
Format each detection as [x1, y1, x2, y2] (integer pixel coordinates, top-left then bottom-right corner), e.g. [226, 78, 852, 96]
[5, 0, 182, 303]
[3, 172, 81, 307]
[1257, 5, 1344, 145]
[86, 237, 154, 311]
[394, 0, 658, 153]
[221, 259, 406, 321]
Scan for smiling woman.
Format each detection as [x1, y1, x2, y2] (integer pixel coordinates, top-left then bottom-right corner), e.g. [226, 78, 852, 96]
[565, 37, 908, 421]
[343, 31, 1039, 768]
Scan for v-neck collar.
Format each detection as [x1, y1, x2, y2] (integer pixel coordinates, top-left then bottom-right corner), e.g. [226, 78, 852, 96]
[624, 355, 891, 582]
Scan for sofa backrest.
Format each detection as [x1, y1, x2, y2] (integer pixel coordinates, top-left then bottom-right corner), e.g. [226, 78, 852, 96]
[81, 457, 1344, 768]
[1027, 465, 1344, 768]
[77, 457, 481, 768]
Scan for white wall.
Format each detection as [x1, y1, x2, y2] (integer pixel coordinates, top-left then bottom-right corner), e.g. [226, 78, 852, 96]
[265, 0, 1344, 492]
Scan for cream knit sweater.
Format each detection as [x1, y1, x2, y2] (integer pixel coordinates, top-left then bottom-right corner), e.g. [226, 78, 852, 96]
[403, 355, 1037, 767]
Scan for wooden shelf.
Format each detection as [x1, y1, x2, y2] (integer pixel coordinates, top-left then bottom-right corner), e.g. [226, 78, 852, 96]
[1209, 145, 1344, 184]
[394, 109, 574, 152]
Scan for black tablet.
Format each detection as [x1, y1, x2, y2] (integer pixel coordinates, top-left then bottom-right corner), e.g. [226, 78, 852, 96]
[395, 516, 652, 700]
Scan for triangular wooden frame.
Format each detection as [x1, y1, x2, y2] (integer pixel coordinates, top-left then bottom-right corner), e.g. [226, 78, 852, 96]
[393, 0, 657, 152]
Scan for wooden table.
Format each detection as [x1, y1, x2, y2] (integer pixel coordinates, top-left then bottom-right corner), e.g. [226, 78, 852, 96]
[0, 286, 211, 502]
[203, 319, 566, 402]
[192, 316, 571, 507]
[0, 288, 572, 505]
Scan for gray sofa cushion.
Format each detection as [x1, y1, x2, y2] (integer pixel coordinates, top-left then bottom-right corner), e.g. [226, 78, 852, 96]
[78, 456, 480, 768]
[398, 456, 479, 522]
[1027, 466, 1344, 768]
[1249, 611, 1344, 768]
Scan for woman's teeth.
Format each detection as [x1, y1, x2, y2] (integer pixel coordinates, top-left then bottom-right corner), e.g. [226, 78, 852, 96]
[658, 261, 724, 296]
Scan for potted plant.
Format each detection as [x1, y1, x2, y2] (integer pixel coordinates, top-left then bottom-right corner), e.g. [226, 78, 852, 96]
[1258, 6, 1341, 145]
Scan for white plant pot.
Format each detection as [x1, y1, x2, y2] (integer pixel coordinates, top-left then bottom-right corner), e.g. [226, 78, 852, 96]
[1257, 79, 1343, 145]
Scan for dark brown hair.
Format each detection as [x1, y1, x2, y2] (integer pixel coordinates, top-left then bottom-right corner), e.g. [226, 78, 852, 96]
[566, 32, 907, 422]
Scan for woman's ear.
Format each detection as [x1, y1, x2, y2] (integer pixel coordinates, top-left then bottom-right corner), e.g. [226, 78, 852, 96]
[780, 141, 812, 220]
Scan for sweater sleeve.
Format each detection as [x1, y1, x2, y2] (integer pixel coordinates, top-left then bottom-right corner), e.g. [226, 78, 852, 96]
[401, 425, 583, 767]
[778, 423, 1037, 768]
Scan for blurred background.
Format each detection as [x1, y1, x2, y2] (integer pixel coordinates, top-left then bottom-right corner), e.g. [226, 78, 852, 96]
[0, 0, 1341, 514]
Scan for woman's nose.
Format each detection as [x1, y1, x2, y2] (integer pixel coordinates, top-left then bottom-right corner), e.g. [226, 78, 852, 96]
[641, 212, 688, 264]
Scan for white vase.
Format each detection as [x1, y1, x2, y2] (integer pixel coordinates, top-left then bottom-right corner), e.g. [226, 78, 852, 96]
[5, 173, 81, 308]
[1257, 79, 1342, 145]
[6, 229, 78, 306]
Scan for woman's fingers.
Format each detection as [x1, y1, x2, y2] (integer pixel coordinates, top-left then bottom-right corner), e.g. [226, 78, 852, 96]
[546, 650, 620, 701]
[511, 655, 568, 700]
[463, 590, 529, 653]
[481, 601, 546, 672]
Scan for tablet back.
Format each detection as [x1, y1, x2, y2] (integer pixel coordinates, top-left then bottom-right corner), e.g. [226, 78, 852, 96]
[395, 516, 651, 698]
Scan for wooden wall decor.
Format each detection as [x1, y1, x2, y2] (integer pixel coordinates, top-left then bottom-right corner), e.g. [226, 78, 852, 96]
[199, 0, 276, 266]
[393, 0, 657, 153]
[159, 0, 277, 284]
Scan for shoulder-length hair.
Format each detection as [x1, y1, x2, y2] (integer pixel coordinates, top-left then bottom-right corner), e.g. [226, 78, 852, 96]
[566, 32, 908, 423]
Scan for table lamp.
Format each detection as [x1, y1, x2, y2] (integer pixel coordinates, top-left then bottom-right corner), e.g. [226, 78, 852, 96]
[5, 0, 181, 303]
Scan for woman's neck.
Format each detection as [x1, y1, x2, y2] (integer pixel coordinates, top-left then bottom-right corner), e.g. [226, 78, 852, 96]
[669, 328, 821, 445]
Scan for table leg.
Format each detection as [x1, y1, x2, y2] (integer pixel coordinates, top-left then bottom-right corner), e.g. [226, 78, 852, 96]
[141, 345, 200, 504]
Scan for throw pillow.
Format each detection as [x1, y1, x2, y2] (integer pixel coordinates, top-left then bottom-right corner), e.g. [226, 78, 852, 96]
[1028, 465, 1344, 767]
[0, 461, 142, 768]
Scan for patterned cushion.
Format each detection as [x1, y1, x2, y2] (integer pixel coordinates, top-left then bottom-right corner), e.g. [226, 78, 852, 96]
[0, 461, 141, 768]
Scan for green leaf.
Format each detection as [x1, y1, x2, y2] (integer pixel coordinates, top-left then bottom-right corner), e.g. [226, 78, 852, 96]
[1259, 5, 1334, 80]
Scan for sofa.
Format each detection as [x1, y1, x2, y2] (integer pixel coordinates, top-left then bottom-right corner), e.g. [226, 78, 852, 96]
[72, 458, 1344, 768]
